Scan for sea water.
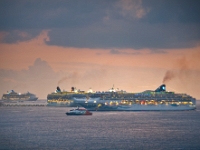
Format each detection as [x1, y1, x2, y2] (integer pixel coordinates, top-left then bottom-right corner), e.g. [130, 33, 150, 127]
[0, 101, 200, 150]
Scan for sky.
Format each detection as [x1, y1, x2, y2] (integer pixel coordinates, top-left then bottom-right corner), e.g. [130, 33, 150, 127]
[0, 0, 200, 99]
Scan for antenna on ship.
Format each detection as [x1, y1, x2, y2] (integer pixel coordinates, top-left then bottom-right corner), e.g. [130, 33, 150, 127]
[85, 95, 89, 103]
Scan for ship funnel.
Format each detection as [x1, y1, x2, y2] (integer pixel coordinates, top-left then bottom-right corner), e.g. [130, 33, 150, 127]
[71, 87, 75, 92]
[155, 84, 166, 92]
[56, 86, 61, 92]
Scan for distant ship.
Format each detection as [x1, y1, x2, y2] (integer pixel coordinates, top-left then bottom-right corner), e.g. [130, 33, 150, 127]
[1, 90, 38, 102]
[47, 84, 196, 110]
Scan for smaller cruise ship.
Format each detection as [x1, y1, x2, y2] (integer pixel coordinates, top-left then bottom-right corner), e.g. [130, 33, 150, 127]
[1, 90, 38, 102]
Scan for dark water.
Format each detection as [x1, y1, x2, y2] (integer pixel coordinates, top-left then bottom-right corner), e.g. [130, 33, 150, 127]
[0, 101, 200, 150]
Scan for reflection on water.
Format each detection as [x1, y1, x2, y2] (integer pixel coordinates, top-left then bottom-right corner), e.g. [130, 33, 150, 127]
[0, 101, 200, 150]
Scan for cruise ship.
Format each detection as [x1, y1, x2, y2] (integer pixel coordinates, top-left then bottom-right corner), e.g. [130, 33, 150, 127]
[47, 84, 196, 110]
[47, 87, 81, 106]
[1, 90, 38, 102]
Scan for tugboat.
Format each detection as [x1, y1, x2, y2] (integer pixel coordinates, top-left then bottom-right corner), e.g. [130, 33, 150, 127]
[66, 107, 92, 116]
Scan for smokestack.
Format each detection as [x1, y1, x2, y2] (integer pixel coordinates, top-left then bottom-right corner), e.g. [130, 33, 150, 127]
[56, 86, 61, 92]
[155, 84, 166, 92]
[71, 87, 75, 92]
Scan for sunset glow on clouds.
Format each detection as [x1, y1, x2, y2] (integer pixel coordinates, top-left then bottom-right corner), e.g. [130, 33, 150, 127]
[0, 0, 200, 99]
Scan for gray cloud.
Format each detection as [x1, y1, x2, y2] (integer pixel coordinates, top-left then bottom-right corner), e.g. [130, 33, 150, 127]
[109, 49, 141, 55]
[142, 0, 200, 24]
[0, 0, 200, 49]
[110, 49, 121, 54]
[0, 30, 41, 43]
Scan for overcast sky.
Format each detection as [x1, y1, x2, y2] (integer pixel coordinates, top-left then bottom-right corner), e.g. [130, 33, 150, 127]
[0, 0, 200, 99]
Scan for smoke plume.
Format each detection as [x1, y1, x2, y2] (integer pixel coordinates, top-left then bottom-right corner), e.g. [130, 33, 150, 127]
[57, 72, 79, 86]
[162, 57, 189, 84]
[162, 70, 175, 83]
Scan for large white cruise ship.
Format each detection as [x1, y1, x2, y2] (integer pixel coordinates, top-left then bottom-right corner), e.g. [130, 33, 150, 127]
[47, 84, 196, 110]
[76, 84, 196, 111]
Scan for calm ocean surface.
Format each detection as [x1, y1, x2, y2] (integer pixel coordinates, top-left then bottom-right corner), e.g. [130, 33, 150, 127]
[0, 101, 200, 150]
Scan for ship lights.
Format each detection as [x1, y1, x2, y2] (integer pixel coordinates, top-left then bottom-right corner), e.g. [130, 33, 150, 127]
[98, 104, 102, 107]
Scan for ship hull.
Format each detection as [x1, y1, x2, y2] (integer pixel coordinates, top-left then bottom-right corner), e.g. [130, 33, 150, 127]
[79, 103, 196, 111]
[1, 97, 38, 102]
[46, 101, 77, 107]
[46, 99, 196, 111]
